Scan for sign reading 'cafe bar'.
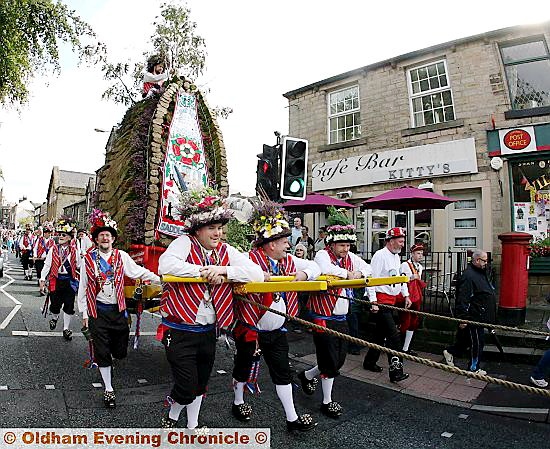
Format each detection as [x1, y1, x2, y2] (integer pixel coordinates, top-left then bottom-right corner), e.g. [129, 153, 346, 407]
[311, 137, 479, 191]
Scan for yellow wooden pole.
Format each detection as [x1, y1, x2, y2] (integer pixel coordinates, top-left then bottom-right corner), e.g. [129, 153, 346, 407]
[233, 280, 327, 294]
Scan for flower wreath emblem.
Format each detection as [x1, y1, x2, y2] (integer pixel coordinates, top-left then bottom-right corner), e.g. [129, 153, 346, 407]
[171, 135, 203, 167]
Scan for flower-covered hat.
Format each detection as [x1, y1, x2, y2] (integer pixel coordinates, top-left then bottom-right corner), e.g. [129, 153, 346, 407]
[55, 216, 76, 235]
[249, 198, 292, 247]
[89, 209, 118, 239]
[325, 206, 357, 244]
[177, 187, 234, 233]
[42, 221, 54, 233]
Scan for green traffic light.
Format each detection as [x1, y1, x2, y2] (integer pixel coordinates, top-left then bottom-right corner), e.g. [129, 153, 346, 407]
[287, 178, 304, 194]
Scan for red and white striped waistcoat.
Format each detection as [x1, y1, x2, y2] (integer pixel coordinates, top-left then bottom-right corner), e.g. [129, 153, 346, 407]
[48, 244, 79, 291]
[36, 237, 53, 258]
[84, 249, 125, 318]
[234, 248, 298, 325]
[161, 236, 234, 327]
[307, 248, 353, 316]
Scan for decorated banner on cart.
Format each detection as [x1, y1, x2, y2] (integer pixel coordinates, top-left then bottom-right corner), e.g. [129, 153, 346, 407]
[157, 90, 209, 237]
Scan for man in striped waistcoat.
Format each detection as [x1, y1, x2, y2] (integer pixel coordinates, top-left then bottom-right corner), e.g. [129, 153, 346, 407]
[77, 209, 160, 409]
[231, 200, 319, 432]
[299, 206, 373, 419]
[34, 223, 55, 295]
[158, 188, 263, 429]
[40, 218, 80, 341]
[362, 227, 410, 383]
[19, 226, 35, 280]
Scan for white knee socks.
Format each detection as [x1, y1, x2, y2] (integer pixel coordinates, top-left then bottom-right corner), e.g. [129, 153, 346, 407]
[233, 381, 246, 405]
[63, 312, 72, 331]
[403, 330, 414, 352]
[99, 366, 113, 392]
[169, 401, 185, 421]
[321, 377, 334, 404]
[186, 395, 203, 429]
[305, 365, 321, 381]
[275, 384, 298, 422]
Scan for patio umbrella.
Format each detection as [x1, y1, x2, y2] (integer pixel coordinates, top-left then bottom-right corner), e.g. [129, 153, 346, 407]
[282, 192, 356, 213]
[361, 185, 455, 212]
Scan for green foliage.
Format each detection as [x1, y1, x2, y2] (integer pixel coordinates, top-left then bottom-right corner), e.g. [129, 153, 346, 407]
[225, 219, 253, 252]
[102, 1, 206, 105]
[0, 0, 102, 105]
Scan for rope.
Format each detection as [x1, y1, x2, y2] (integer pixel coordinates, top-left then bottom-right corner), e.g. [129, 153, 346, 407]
[236, 295, 550, 398]
[326, 292, 550, 337]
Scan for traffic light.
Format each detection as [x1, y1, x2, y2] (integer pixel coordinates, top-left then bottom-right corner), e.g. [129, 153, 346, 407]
[280, 136, 308, 200]
[256, 144, 280, 201]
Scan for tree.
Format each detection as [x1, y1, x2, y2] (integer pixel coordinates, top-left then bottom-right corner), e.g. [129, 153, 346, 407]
[102, 1, 207, 106]
[0, 0, 102, 105]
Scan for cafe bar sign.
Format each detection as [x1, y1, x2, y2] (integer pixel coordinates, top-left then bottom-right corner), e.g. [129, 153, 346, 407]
[311, 137, 478, 191]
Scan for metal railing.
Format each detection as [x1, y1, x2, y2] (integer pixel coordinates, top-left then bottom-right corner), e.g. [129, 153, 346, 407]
[361, 251, 474, 316]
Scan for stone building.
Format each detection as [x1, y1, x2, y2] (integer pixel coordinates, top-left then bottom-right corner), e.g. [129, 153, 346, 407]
[284, 21, 550, 269]
[46, 167, 95, 221]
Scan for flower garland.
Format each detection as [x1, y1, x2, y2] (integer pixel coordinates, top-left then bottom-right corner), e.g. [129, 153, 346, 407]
[177, 187, 233, 231]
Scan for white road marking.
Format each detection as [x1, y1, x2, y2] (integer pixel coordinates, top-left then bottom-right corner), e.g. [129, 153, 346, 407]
[458, 414, 469, 419]
[137, 379, 148, 384]
[92, 383, 103, 388]
[441, 432, 453, 438]
[0, 262, 23, 330]
[45, 385, 55, 390]
[11, 330, 157, 337]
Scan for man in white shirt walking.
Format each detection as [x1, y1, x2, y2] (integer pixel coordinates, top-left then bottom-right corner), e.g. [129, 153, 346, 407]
[158, 188, 263, 429]
[299, 207, 374, 418]
[40, 218, 79, 341]
[77, 210, 160, 409]
[363, 227, 410, 383]
[231, 200, 319, 432]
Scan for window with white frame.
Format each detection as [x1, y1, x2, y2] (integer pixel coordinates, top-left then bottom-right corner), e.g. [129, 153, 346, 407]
[328, 85, 361, 144]
[408, 60, 455, 127]
[500, 37, 550, 110]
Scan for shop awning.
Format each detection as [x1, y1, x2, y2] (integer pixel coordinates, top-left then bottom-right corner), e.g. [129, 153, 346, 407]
[361, 185, 455, 211]
[282, 192, 356, 213]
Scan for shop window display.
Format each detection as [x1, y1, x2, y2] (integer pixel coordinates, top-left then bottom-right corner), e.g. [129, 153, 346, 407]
[511, 157, 550, 240]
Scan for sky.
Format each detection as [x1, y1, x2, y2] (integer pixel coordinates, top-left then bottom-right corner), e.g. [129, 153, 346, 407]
[0, 0, 546, 204]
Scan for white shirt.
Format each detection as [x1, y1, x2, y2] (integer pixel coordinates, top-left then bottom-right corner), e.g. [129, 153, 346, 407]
[76, 235, 94, 263]
[77, 249, 161, 319]
[158, 235, 264, 325]
[400, 260, 423, 280]
[18, 235, 34, 251]
[314, 249, 374, 315]
[255, 255, 321, 331]
[367, 247, 409, 302]
[40, 244, 72, 281]
[33, 237, 53, 259]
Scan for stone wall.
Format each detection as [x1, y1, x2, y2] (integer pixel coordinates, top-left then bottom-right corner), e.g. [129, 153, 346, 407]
[528, 274, 550, 305]
[286, 23, 550, 254]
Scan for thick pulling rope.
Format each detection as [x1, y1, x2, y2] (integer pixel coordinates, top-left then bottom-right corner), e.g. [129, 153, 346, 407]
[326, 292, 550, 338]
[236, 296, 550, 398]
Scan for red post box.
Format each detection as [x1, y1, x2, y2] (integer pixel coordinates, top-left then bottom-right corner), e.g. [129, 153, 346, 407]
[497, 232, 532, 326]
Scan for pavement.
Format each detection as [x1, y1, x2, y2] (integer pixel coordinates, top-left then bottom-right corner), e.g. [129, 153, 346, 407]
[287, 325, 550, 423]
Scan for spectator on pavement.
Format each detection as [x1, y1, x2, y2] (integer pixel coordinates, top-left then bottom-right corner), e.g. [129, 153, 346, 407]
[296, 226, 315, 259]
[443, 249, 496, 375]
[314, 227, 327, 253]
[290, 217, 302, 248]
